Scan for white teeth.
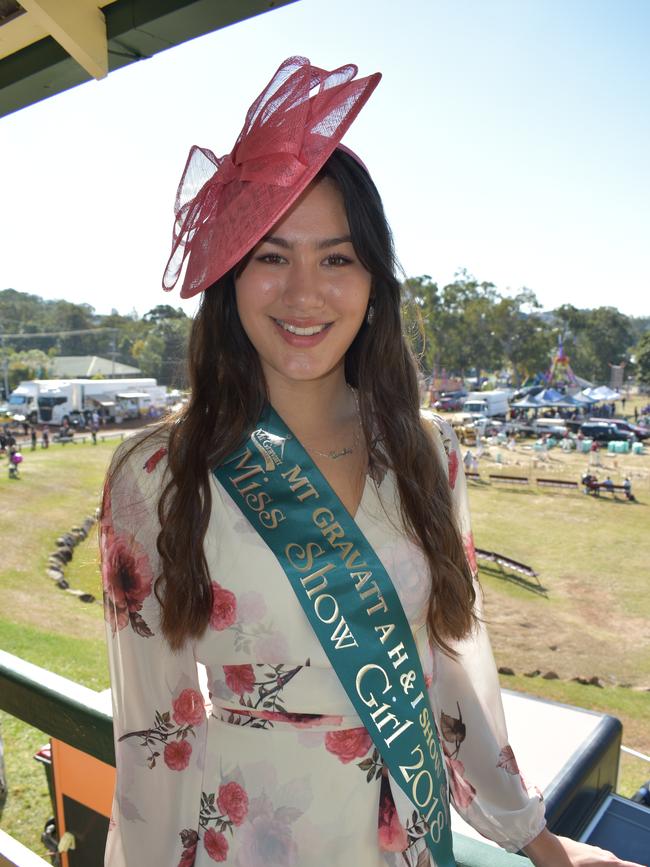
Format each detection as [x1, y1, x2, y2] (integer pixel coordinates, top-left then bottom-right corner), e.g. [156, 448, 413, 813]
[276, 319, 328, 336]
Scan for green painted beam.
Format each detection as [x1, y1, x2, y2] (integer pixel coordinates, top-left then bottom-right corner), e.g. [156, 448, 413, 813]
[0, 0, 299, 118]
[0, 649, 115, 766]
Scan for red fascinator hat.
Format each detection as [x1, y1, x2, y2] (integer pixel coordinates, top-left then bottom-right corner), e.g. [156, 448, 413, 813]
[162, 56, 381, 299]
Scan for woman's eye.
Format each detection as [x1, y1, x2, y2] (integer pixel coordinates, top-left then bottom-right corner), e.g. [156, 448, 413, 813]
[324, 254, 352, 266]
[257, 253, 285, 264]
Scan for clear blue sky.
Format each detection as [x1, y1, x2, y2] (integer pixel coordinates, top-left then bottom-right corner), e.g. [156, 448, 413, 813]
[1, 0, 648, 319]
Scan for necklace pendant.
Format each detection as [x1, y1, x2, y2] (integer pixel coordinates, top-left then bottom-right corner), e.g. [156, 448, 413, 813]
[328, 446, 353, 460]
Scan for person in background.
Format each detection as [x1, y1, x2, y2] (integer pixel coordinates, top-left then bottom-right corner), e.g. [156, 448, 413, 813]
[8, 445, 22, 478]
[590, 439, 601, 467]
[623, 477, 635, 502]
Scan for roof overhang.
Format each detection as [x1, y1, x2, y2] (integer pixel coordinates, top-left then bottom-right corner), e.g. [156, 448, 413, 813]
[0, 0, 298, 118]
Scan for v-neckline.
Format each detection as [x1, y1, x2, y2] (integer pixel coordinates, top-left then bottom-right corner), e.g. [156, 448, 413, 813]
[352, 465, 387, 524]
[352, 473, 371, 523]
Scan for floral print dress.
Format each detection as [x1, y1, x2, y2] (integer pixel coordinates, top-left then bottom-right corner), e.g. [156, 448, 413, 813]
[101, 418, 545, 867]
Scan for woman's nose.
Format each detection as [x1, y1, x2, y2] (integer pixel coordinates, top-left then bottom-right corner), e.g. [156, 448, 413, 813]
[281, 261, 326, 311]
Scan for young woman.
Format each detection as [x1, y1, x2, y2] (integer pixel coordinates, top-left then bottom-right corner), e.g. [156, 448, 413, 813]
[101, 57, 641, 867]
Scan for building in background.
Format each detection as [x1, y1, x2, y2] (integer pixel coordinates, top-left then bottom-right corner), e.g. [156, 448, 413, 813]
[49, 355, 140, 378]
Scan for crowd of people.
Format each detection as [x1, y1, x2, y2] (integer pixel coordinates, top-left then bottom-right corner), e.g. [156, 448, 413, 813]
[0, 416, 96, 478]
[452, 422, 640, 505]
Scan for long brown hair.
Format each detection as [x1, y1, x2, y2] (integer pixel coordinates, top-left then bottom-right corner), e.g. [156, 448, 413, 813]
[111, 150, 477, 652]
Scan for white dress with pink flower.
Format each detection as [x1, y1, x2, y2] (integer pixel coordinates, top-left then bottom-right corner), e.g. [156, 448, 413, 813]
[102, 419, 545, 867]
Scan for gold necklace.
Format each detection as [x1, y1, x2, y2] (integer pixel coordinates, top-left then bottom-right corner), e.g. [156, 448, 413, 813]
[305, 427, 361, 460]
[302, 387, 362, 460]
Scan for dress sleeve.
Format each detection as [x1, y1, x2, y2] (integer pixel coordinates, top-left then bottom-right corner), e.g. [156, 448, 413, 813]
[101, 437, 206, 867]
[426, 417, 546, 853]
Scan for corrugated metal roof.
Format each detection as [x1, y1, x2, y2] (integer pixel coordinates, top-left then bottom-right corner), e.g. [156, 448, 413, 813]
[49, 354, 140, 377]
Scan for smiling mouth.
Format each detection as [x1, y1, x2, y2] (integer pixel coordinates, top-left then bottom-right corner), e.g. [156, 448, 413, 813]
[273, 318, 332, 336]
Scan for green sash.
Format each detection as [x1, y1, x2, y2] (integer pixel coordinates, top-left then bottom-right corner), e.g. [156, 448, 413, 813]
[213, 406, 455, 866]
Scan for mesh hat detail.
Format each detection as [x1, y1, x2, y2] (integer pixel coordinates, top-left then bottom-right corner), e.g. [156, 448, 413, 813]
[162, 56, 381, 299]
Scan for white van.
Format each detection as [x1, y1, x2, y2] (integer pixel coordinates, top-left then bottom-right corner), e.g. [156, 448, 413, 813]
[462, 390, 509, 418]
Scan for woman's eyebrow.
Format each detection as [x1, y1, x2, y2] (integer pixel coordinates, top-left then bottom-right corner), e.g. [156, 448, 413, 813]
[262, 235, 291, 248]
[317, 235, 353, 250]
[260, 234, 353, 250]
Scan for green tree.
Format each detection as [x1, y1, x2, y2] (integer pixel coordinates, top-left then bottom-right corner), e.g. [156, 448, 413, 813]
[143, 305, 187, 323]
[44, 300, 98, 355]
[629, 316, 650, 345]
[97, 311, 149, 368]
[551, 305, 633, 383]
[635, 332, 650, 387]
[492, 290, 554, 384]
[132, 318, 191, 386]
[0, 289, 50, 352]
[156, 318, 191, 386]
[7, 349, 52, 389]
[581, 307, 633, 382]
[132, 333, 165, 381]
[402, 275, 442, 372]
[437, 273, 502, 383]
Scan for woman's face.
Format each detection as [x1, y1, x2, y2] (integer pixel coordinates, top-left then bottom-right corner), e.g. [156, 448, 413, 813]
[235, 177, 372, 390]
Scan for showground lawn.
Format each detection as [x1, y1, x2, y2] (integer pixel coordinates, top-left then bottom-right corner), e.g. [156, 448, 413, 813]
[0, 429, 648, 855]
[1, 439, 113, 854]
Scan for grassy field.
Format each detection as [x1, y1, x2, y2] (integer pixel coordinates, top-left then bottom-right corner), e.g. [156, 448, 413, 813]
[0, 425, 649, 856]
[469, 442, 650, 683]
[0, 439, 114, 855]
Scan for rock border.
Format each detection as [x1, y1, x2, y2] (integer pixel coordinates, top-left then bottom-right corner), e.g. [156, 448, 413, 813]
[497, 666, 650, 692]
[46, 509, 101, 605]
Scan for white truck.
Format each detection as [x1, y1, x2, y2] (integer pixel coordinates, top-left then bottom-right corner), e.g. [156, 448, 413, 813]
[461, 390, 510, 419]
[7, 378, 166, 425]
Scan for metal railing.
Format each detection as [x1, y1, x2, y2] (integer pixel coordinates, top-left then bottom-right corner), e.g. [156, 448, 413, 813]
[0, 650, 530, 866]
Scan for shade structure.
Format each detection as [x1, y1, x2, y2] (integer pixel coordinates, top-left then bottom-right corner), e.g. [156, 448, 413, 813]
[580, 386, 621, 403]
[538, 389, 591, 408]
[592, 386, 621, 401]
[512, 388, 591, 411]
[556, 394, 591, 408]
[536, 388, 565, 404]
[511, 395, 545, 409]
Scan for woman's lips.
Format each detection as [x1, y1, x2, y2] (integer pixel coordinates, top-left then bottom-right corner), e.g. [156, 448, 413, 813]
[271, 317, 333, 347]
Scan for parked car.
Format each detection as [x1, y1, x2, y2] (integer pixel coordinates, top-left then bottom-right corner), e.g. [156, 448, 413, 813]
[591, 418, 649, 441]
[532, 418, 569, 438]
[434, 392, 467, 412]
[579, 422, 635, 443]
